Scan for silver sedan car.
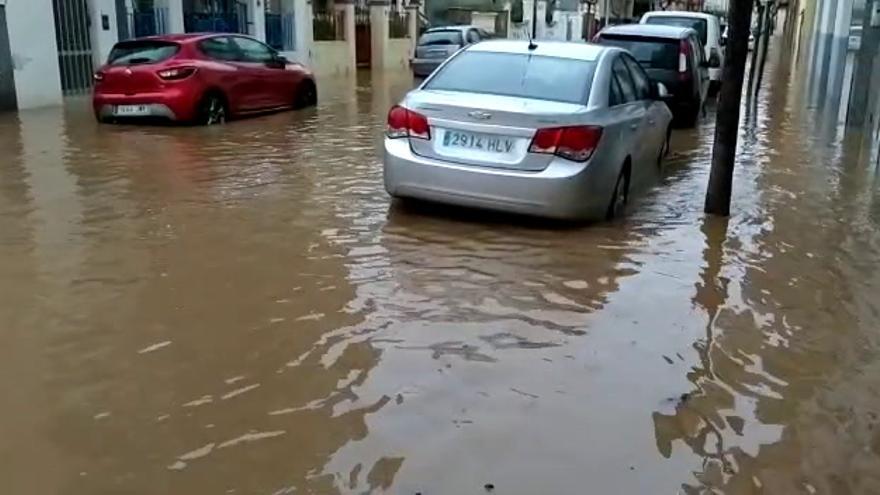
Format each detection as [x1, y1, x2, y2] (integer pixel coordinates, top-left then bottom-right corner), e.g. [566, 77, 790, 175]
[384, 40, 674, 221]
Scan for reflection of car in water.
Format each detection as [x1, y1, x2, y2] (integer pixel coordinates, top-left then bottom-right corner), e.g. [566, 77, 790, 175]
[384, 40, 673, 221]
[93, 33, 317, 125]
[595, 24, 714, 127]
[411, 26, 493, 77]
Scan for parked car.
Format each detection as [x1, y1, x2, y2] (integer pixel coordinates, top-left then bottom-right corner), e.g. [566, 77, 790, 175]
[93, 34, 316, 125]
[411, 26, 494, 77]
[385, 40, 674, 221]
[595, 24, 712, 126]
[641, 11, 725, 91]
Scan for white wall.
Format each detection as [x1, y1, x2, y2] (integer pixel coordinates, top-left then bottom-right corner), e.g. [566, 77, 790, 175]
[88, 0, 119, 67]
[386, 39, 411, 70]
[312, 41, 354, 75]
[5, 0, 63, 109]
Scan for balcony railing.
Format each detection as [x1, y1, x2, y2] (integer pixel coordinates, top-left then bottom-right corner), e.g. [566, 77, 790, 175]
[389, 8, 408, 39]
[313, 8, 345, 41]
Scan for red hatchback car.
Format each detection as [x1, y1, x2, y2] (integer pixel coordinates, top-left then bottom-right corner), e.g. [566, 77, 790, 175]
[93, 33, 316, 125]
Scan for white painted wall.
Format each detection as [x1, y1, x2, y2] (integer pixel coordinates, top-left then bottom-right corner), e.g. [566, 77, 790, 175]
[286, 0, 313, 65]
[155, 0, 185, 33]
[5, 0, 62, 109]
[246, 0, 267, 41]
[472, 12, 498, 32]
[386, 39, 410, 69]
[88, 0, 120, 67]
[312, 41, 354, 75]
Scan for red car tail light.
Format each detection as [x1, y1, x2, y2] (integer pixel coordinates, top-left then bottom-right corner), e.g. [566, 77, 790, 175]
[386, 105, 431, 140]
[679, 40, 690, 74]
[529, 126, 603, 162]
[157, 66, 197, 81]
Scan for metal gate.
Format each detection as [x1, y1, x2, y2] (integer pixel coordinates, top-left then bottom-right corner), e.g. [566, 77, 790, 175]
[0, 5, 16, 111]
[52, 0, 94, 95]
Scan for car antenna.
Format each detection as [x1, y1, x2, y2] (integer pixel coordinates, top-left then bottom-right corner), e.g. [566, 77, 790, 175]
[527, 25, 537, 50]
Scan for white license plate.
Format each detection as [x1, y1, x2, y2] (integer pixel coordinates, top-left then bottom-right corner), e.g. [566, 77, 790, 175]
[114, 104, 150, 116]
[442, 130, 514, 154]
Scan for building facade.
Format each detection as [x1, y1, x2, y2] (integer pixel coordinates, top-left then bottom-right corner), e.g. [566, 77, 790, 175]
[0, 0, 419, 111]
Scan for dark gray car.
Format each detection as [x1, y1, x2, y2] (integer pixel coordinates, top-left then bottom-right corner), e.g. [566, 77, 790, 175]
[595, 24, 714, 126]
[412, 26, 491, 77]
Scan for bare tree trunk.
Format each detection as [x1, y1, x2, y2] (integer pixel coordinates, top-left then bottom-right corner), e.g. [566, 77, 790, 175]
[704, 0, 755, 216]
[753, 1, 773, 98]
[746, 2, 763, 96]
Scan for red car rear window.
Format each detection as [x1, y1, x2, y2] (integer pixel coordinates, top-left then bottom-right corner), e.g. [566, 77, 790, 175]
[108, 41, 180, 66]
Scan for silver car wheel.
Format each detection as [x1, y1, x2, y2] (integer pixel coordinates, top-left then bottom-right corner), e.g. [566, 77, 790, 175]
[607, 170, 629, 220]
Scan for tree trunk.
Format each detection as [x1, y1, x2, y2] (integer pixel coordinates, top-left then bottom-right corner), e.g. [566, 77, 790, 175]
[753, 2, 773, 99]
[704, 0, 755, 216]
[746, 2, 763, 96]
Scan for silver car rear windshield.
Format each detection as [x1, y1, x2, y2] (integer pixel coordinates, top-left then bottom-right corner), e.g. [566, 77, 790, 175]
[424, 51, 597, 104]
[418, 30, 463, 46]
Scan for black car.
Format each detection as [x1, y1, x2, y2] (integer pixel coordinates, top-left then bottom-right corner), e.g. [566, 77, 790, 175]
[595, 24, 716, 126]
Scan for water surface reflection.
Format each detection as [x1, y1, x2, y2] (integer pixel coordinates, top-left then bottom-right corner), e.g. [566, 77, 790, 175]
[1, 58, 879, 494]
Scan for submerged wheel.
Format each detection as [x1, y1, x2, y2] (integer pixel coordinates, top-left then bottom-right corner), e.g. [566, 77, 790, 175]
[606, 167, 630, 220]
[295, 81, 317, 109]
[658, 126, 672, 169]
[197, 93, 227, 126]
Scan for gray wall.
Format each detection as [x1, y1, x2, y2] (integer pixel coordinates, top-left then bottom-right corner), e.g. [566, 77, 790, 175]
[0, 5, 17, 111]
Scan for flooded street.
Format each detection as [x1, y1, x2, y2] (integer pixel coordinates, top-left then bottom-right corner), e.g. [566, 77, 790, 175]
[2, 56, 880, 495]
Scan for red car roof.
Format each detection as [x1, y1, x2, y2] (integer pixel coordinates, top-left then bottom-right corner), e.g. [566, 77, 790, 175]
[133, 33, 228, 43]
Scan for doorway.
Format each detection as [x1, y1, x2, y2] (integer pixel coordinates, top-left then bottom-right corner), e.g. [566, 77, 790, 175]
[355, 5, 371, 67]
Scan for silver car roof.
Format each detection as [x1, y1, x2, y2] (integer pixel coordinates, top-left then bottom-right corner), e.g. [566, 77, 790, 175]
[466, 40, 610, 62]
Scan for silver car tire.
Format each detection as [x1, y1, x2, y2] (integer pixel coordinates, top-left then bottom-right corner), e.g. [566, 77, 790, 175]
[658, 126, 671, 170]
[606, 167, 630, 221]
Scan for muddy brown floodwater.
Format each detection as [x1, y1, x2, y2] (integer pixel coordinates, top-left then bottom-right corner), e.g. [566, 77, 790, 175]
[2, 56, 880, 495]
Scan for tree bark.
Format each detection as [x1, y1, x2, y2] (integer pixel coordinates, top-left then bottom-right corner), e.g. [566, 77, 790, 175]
[753, 1, 773, 99]
[704, 0, 755, 216]
[746, 2, 763, 96]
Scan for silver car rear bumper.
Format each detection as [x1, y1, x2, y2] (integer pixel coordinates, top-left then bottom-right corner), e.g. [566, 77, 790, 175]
[411, 58, 444, 77]
[383, 138, 612, 220]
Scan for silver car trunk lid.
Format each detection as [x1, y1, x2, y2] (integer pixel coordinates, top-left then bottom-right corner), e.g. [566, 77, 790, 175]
[404, 90, 588, 171]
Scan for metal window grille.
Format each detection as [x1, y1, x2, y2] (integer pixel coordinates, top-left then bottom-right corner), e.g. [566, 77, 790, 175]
[389, 6, 408, 38]
[52, 0, 94, 95]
